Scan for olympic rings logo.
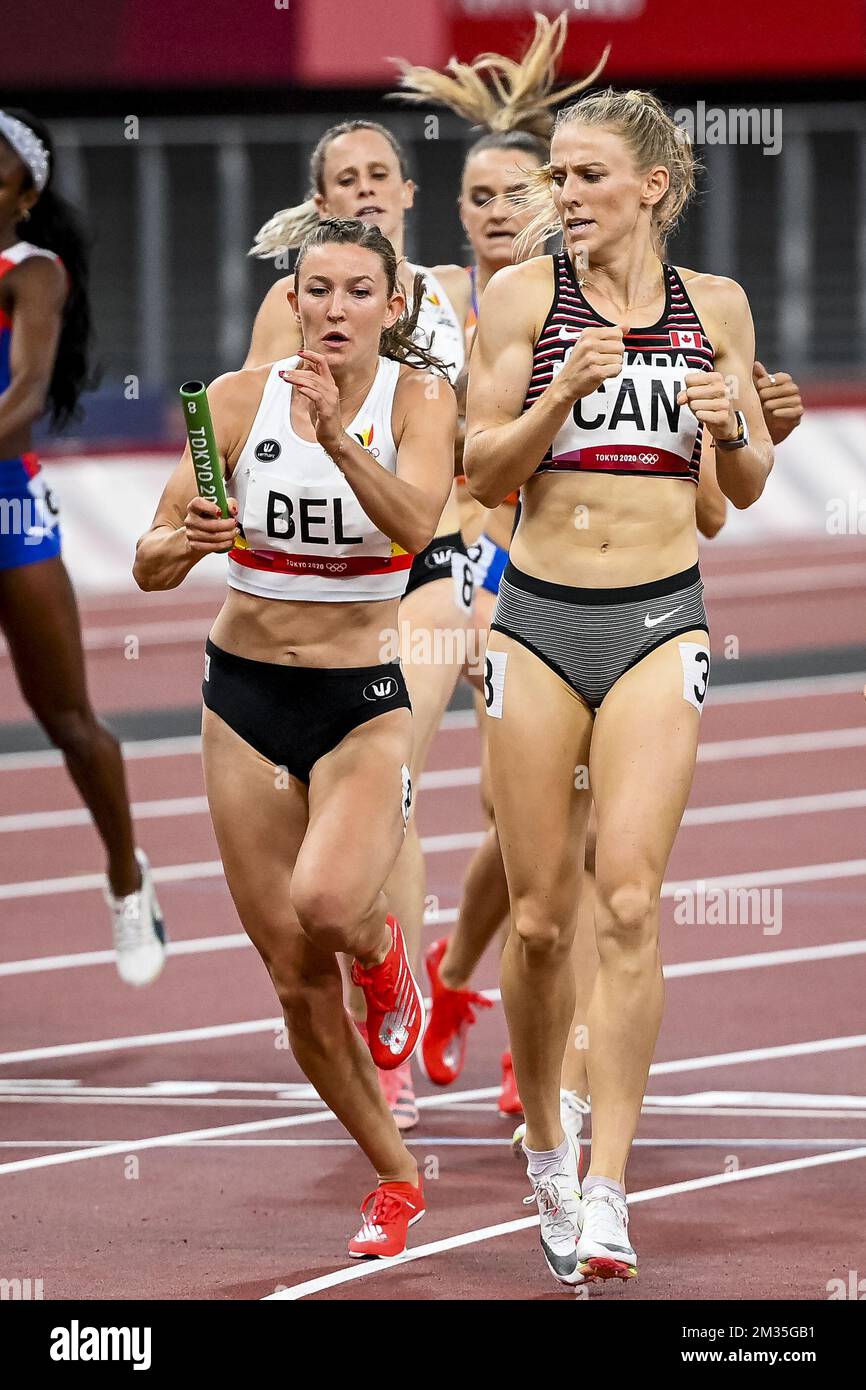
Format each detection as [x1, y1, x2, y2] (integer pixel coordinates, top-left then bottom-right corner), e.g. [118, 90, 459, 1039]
[326, 562, 348, 573]
[637, 452, 660, 465]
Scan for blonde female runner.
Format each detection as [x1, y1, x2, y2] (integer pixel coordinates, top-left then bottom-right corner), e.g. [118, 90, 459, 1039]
[464, 88, 774, 1287]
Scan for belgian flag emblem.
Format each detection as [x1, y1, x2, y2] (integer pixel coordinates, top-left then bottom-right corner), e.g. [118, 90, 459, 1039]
[353, 423, 375, 449]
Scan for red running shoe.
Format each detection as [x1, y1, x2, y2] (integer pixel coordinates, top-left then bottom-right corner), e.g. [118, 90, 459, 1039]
[348, 1179, 425, 1259]
[351, 917, 425, 1071]
[420, 937, 493, 1086]
[498, 1050, 523, 1116]
[378, 1061, 419, 1132]
[353, 1021, 419, 1132]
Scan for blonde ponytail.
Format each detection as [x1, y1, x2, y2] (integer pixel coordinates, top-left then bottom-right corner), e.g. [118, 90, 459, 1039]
[390, 13, 608, 140]
[249, 197, 320, 259]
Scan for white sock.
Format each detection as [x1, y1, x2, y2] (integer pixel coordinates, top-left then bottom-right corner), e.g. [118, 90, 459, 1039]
[583, 1176, 625, 1201]
[524, 1136, 569, 1182]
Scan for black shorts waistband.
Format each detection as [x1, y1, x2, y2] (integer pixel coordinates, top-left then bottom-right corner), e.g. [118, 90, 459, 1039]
[203, 640, 411, 782]
[414, 531, 466, 563]
[501, 561, 701, 606]
[204, 638, 402, 686]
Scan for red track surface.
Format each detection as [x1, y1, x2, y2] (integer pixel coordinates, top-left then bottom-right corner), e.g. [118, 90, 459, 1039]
[1, 537, 865, 1300]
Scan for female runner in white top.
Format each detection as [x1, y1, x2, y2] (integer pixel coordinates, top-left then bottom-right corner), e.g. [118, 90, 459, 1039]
[134, 220, 456, 1261]
[244, 119, 474, 1129]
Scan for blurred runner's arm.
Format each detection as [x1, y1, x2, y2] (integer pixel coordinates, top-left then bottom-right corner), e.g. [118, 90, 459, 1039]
[753, 360, 804, 445]
[0, 257, 66, 440]
[696, 433, 727, 539]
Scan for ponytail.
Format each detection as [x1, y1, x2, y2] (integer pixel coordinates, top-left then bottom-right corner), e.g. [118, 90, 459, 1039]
[390, 13, 608, 140]
[4, 108, 96, 429]
[249, 197, 320, 259]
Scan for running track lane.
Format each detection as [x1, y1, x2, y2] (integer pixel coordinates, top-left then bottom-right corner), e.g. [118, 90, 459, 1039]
[0, 550, 864, 1298]
[1, 677, 866, 1296]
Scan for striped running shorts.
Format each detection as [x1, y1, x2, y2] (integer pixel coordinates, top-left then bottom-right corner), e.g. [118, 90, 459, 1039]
[488, 560, 709, 712]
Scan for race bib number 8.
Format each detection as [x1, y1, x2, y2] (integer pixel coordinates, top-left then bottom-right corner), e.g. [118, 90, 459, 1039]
[400, 763, 412, 829]
[483, 650, 508, 719]
[679, 642, 710, 713]
[452, 550, 475, 615]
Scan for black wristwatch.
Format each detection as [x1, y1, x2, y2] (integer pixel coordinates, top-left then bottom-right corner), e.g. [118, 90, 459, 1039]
[714, 410, 749, 451]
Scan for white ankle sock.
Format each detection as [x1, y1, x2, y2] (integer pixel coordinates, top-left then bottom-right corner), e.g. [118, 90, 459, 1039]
[583, 1176, 625, 1200]
[524, 1136, 569, 1181]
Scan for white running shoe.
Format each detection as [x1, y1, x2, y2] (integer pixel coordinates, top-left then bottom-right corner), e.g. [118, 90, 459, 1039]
[560, 1088, 591, 1142]
[522, 1134, 584, 1287]
[512, 1089, 590, 1153]
[105, 848, 167, 986]
[577, 1187, 637, 1282]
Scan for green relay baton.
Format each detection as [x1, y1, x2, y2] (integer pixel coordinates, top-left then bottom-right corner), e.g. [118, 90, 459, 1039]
[180, 380, 230, 519]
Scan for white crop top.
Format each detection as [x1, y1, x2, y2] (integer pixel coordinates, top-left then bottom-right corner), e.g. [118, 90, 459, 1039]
[227, 354, 412, 603]
[406, 263, 465, 386]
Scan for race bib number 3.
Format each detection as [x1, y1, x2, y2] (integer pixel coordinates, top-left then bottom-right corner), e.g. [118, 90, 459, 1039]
[483, 650, 508, 719]
[679, 642, 710, 713]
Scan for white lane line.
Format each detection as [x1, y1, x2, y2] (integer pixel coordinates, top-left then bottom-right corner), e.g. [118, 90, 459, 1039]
[0, 767, 482, 833]
[0, 735, 204, 772]
[0, 673, 861, 775]
[698, 726, 866, 762]
[0, 1079, 317, 1096]
[707, 673, 865, 705]
[0, 934, 248, 976]
[662, 859, 866, 894]
[651, 1033, 866, 1075]
[0, 1094, 325, 1109]
[471, 933, 866, 1004]
[0, 1084, 501, 1176]
[644, 1106, 866, 1121]
[0, 709, 478, 774]
[0, 910, 461, 978]
[0, 860, 226, 900]
[0, 1017, 282, 1066]
[6, 773, 865, 838]
[9, 1135, 866, 1151]
[264, 1144, 866, 1299]
[0, 796, 210, 833]
[3, 1081, 863, 1116]
[645, 1089, 866, 1109]
[0, 1111, 341, 1176]
[4, 842, 866, 906]
[710, 564, 866, 597]
[0, 932, 252, 976]
[682, 787, 866, 824]
[3, 926, 865, 994]
[665, 939, 866, 979]
[1, 996, 863, 1081]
